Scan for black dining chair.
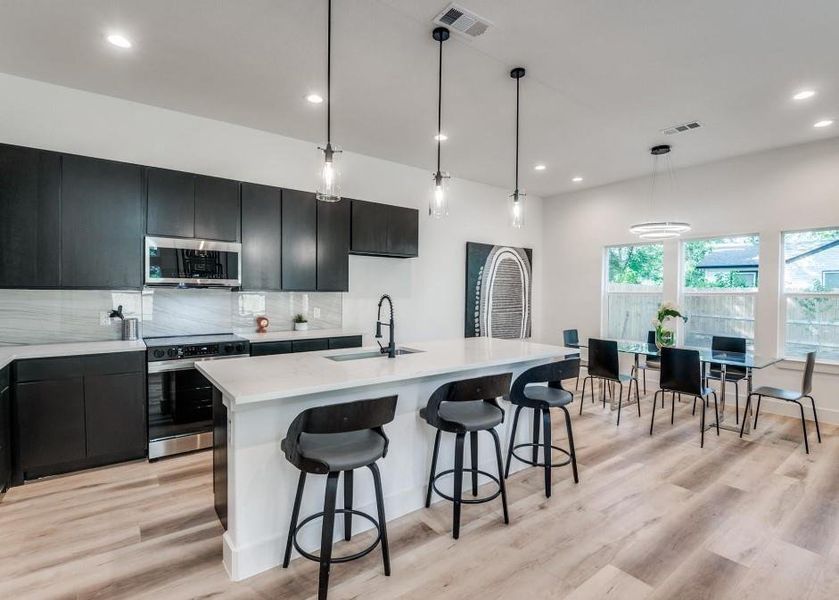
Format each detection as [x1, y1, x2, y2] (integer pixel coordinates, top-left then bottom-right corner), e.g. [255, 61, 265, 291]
[740, 351, 821, 454]
[651, 347, 719, 448]
[580, 338, 640, 425]
[281, 395, 397, 600]
[562, 329, 587, 390]
[705, 335, 748, 424]
[504, 359, 580, 498]
[631, 330, 660, 395]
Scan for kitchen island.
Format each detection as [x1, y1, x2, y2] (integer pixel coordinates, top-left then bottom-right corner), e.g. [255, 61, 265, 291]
[198, 336, 577, 581]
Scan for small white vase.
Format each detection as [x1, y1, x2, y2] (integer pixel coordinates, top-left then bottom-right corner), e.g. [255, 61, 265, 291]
[294, 322, 308, 331]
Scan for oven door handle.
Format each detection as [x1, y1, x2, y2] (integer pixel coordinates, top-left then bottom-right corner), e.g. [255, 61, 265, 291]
[147, 354, 249, 374]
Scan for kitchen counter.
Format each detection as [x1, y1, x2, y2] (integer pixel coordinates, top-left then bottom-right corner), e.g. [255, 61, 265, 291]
[236, 328, 364, 344]
[0, 339, 147, 370]
[203, 336, 579, 581]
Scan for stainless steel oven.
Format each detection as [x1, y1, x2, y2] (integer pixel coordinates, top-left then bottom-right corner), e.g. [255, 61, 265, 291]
[146, 334, 249, 459]
[145, 236, 242, 287]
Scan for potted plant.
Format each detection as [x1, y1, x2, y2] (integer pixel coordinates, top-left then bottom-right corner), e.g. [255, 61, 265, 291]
[652, 302, 687, 349]
[293, 313, 308, 331]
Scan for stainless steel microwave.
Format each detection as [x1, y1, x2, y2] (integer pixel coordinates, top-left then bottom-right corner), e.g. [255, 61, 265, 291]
[144, 236, 242, 287]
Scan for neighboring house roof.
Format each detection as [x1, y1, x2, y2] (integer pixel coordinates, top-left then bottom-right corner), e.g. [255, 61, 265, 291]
[785, 239, 839, 263]
[696, 246, 759, 270]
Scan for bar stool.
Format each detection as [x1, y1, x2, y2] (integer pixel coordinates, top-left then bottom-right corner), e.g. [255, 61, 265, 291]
[281, 395, 397, 600]
[580, 338, 641, 425]
[420, 373, 512, 539]
[650, 347, 719, 448]
[504, 359, 580, 498]
[741, 351, 821, 454]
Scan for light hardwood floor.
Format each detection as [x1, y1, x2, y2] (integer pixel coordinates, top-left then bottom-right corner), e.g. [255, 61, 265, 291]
[2, 388, 838, 600]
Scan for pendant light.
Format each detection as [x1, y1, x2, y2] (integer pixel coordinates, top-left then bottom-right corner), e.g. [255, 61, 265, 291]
[316, 0, 341, 202]
[509, 67, 526, 228]
[430, 26, 451, 218]
[629, 144, 691, 239]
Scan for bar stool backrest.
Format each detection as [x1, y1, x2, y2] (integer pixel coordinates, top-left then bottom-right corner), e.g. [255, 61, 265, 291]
[563, 329, 580, 348]
[801, 351, 816, 396]
[509, 358, 579, 404]
[711, 335, 747, 376]
[283, 396, 398, 471]
[588, 338, 620, 380]
[423, 372, 512, 429]
[659, 347, 702, 396]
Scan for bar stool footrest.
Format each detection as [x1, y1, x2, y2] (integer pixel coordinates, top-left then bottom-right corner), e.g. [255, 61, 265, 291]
[510, 442, 572, 468]
[431, 468, 502, 505]
[292, 509, 381, 564]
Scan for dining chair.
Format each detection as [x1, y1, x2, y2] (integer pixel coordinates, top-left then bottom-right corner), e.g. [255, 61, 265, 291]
[651, 347, 719, 448]
[630, 330, 660, 395]
[740, 351, 821, 454]
[705, 335, 748, 424]
[580, 338, 640, 425]
[562, 329, 588, 391]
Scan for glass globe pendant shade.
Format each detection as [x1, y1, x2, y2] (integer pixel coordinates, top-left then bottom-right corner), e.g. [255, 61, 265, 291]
[316, 143, 342, 202]
[510, 190, 526, 228]
[430, 171, 450, 218]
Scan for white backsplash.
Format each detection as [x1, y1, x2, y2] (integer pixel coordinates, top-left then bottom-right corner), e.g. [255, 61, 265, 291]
[0, 289, 342, 345]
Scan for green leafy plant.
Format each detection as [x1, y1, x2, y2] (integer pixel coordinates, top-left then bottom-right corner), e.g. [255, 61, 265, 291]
[293, 313, 308, 324]
[652, 302, 687, 348]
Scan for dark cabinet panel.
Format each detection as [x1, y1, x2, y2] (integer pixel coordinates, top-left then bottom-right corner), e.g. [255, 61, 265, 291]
[250, 341, 292, 356]
[317, 200, 350, 291]
[195, 176, 240, 242]
[147, 167, 195, 238]
[213, 387, 228, 529]
[84, 372, 146, 459]
[292, 338, 329, 353]
[82, 352, 145, 377]
[1, 368, 10, 493]
[350, 199, 389, 255]
[16, 378, 87, 472]
[61, 155, 144, 289]
[387, 205, 419, 257]
[328, 336, 363, 350]
[282, 189, 317, 291]
[241, 183, 282, 290]
[0, 144, 61, 288]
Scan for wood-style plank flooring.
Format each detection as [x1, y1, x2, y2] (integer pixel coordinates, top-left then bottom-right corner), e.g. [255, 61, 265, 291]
[2, 387, 838, 599]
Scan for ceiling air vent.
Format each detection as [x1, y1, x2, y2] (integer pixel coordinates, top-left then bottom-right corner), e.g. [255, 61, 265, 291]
[433, 3, 493, 38]
[661, 121, 703, 135]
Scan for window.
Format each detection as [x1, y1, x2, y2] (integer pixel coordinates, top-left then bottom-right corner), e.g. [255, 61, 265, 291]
[681, 235, 759, 349]
[782, 229, 839, 361]
[604, 244, 663, 341]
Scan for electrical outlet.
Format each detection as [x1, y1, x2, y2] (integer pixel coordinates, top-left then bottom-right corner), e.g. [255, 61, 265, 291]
[313, 307, 321, 319]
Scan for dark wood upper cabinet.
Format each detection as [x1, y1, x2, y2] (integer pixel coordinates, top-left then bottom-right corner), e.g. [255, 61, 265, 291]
[281, 189, 317, 291]
[61, 155, 144, 289]
[0, 144, 61, 288]
[241, 183, 282, 290]
[147, 167, 195, 238]
[350, 200, 418, 258]
[317, 200, 350, 291]
[195, 175, 240, 242]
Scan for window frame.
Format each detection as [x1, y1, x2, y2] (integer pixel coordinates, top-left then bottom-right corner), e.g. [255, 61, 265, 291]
[601, 242, 664, 340]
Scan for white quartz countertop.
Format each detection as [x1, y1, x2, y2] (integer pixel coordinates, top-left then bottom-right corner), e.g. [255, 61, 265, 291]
[197, 337, 580, 406]
[0, 339, 147, 370]
[238, 329, 364, 343]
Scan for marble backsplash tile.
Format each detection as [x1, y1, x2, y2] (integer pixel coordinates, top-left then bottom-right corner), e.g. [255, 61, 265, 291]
[0, 289, 342, 345]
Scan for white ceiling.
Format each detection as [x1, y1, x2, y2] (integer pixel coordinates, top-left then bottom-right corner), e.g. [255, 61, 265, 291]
[0, 0, 837, 197]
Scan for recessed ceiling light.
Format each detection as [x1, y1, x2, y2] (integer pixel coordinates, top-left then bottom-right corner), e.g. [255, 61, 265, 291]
[793, 89, 816, 101]
[434, 133, 448, 141]
[106, 33, 132, 49]
[533, 164, 546, 171]
[572, 176, 583, 183]
[814, 119, 834, 128]
[306, 93, 324, 104]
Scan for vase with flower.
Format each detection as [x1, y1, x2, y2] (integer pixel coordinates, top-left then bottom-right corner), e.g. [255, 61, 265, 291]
[652, 302, 687, 349]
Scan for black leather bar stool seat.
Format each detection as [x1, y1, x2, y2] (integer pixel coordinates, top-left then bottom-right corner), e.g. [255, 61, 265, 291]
[421, 373, 512, 540]
[282, 396, 397, 600]
[504, 359, 580, 498]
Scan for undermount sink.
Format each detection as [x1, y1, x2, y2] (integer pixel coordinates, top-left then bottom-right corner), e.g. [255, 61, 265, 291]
[326, 347, 423, 362]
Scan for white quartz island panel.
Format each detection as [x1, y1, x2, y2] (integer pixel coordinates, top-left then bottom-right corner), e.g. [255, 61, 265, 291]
[197, 337, 579, 581]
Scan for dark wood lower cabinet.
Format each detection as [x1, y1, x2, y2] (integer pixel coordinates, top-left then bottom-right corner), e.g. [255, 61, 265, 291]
[292, 338, 329, 353]
[250, 341, 292, 356]
[84, 372, 146, 459]
[1, 367, 12, 494]
[213, 387, 228, 530]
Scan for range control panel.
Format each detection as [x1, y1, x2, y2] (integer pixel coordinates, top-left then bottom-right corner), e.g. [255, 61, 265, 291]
[146, 336, 249, 362]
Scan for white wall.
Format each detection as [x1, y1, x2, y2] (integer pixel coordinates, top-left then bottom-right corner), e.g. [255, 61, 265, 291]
[543, 136, 839, 422]
[0, 73, 543, 344]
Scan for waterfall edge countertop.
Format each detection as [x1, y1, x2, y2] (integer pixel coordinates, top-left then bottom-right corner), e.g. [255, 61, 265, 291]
[0, 339, 148, 370]
[196, 337, 580, 407]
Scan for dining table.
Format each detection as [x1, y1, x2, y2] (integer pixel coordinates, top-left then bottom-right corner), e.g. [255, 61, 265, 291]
[573, 340, 782, 434]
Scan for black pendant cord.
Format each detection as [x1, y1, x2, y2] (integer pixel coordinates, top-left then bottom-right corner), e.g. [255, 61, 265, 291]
[326, 0, 332, 146]
[514, 75, 520, 195]
[436, 33, 443, 175]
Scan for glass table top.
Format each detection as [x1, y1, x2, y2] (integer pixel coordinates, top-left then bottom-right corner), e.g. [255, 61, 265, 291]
[576, 340, 781, 370]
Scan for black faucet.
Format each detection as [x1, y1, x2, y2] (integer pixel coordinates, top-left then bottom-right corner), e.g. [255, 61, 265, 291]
[375, 294, 396, 358]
